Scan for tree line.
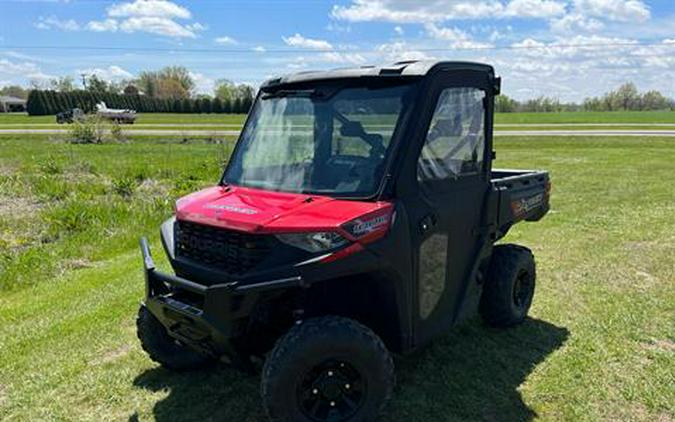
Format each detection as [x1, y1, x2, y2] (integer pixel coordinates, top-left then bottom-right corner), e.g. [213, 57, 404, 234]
[26, 89, 253, 116]
[21, 66, 256, 116]
[7, 68, 674, 115]
[495, 82, 673, 113]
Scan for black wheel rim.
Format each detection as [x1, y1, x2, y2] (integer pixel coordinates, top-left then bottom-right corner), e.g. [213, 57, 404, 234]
[513, 269, 533, 309]
[297, 359, 366, 422]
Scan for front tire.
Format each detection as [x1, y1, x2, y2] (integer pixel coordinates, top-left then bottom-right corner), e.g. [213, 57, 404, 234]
[261, 316, 395, 422]
[480, 244, 536, 327]
[136, 305, 215, 371]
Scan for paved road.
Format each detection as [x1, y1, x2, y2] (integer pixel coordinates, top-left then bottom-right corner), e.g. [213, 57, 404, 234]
[2, 128, 675, 137]
[0, 129, 243, 136]
[2, 122, 675, 127]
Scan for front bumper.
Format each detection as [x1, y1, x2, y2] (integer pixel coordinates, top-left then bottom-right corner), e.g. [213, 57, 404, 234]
[140, 237, 305, 356]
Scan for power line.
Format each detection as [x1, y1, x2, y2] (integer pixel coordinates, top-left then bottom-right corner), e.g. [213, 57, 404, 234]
[0, 40, 672, 54]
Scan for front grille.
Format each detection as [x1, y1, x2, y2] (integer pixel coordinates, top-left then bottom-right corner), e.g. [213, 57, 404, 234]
[176, 220, 274, 274]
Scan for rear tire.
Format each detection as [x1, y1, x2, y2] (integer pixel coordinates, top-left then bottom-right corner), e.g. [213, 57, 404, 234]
[480, 244, 536, 327]
[261, 316, 395, 422]
[136, 305, 216, 371]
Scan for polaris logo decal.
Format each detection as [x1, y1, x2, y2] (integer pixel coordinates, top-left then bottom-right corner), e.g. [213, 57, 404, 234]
[511, 193, 544, 217]
[204, 204, 258, 215]
[350, 215, 389, 236]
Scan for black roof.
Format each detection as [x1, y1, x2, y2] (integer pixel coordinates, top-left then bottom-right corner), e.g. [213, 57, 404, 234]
[261, 60, 495, 89]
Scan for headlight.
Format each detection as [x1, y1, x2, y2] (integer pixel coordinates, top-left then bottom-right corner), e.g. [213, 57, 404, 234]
[275, 232, 349, 253]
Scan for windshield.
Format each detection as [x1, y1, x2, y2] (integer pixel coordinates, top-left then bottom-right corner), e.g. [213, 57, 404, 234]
[223, 82, 415, 197]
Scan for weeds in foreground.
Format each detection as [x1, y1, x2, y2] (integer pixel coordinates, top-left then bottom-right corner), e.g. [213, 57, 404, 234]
[68, 116, 124, 144]
[38, 156, 63, 175]
[111, 176, 138, 197]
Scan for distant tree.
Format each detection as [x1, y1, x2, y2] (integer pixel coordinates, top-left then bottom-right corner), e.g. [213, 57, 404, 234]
[50, 76, 75, 92]
[611, 83, 640, 110]
[233, 97, 243, 113]
[215, 81, 255, 113]
[214, 79, 235, 103]
[26, 90, 43, 115]
[137, 71, 159, 97]
[159, 66, 195, 95]
[222, 97, 232, 113]
[212, 97, 223, 113]
[157, 78, 188, 100]
[197, 97, 212, 113]
[123, 84, 139, 96]
[181, 98, 192, 113]
[495, 95, 517, 113]
[583, 82, 673, 111]
[0, 85, 29, 99]
[640, 90, 671, 110]
[87, 75, 110, 94]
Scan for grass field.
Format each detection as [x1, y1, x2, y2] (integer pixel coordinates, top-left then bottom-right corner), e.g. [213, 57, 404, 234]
[1, 110, 674, 129]
[0, 132, 673, 421]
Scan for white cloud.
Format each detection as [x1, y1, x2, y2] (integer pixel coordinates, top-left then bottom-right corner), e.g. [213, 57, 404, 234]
[550, 13, 604, 33]
[187, 22, 207, 32]
[86, 19, 119, 32]
[78, 65, 133, 82]
[190, 72, 215, 95]
[394, 25, 404, 35]
[572, 0, 650, 22]
[504, 0, 566, 18]
[107, 0, 191, 19]
[376, 41, 434, 62]
[283, 33, 333, 50]
[0, 59, 54, 83]
[318, 52, 367, 65]
[119, 16, 197, 38]
[332, 0, 565, 23]
[425, 23, 493, 49]
[35, 16, 80, 31]
[253, 46, 267, 52]
[214, 36, 237, 45]
[82, 0, 202, 38]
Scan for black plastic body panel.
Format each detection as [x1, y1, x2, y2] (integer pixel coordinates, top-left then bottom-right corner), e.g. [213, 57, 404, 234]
[140, 62, 550, 356]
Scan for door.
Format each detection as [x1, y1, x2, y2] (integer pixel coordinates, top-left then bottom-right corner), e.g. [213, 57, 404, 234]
[404, 83, 491, 346]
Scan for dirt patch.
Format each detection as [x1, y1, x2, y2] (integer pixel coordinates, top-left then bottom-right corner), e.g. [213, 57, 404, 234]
[0, 164, 18, 177]
[603, 402, 674, 422]
[90, 344, 132, 366]
[641, 339, 675, 353]
[0, 195, 42, 218]
[623, 239, 675, 253]
[137, 178, 170, 198]
[63, 258, 94, 271]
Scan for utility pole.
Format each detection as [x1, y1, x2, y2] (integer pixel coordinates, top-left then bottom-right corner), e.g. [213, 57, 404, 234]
[80, 73, 87, 90]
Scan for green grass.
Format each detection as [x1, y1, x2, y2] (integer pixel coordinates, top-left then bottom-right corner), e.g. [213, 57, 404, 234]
[0, 134, 673, 421]
[2, 110, 675, 128]
[494, 110, 675, 124]
[0, 113, 247, 125]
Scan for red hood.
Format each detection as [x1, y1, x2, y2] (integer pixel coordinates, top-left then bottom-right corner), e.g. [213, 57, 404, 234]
[175, 185, 393, 234]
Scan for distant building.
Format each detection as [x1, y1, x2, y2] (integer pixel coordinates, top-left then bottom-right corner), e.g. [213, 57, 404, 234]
[0, 96, 27, 112]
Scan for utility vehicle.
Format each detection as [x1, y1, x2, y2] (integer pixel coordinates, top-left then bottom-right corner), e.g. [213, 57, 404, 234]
[137, 61, 550, 422]
[56, 102, 136, 124]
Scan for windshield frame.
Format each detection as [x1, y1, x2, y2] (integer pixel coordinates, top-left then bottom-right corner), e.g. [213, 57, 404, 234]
[221, 77, 420, 200]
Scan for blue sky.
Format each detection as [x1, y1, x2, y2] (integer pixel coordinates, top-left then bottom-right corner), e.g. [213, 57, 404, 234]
[1, 0, 674, 101]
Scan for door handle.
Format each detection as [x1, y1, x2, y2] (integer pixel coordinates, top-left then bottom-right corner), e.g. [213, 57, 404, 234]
[419, 214, 437, 234]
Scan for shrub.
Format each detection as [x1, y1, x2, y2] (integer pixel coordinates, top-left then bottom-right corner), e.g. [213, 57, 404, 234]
[38, 157, 63, 175]
[111, 176, 137, 197]
[46, 201, 94, 237]
[68, 116, 109, 144]
[110, 122, 127, 143]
